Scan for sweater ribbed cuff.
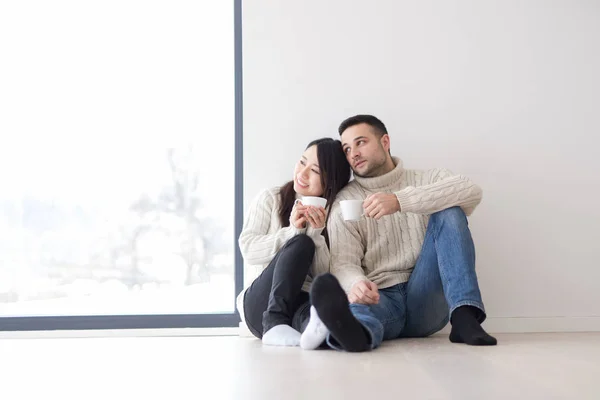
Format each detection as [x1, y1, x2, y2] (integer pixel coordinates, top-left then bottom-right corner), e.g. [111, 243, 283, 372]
[338, 275, 369, 294]
[293, 225, 307, 236]
[395, 187, 418, 214]
[305, 225, 325, 239]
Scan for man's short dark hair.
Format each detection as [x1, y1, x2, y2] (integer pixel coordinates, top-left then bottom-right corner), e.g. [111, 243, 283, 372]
[338, 115, 388, 137]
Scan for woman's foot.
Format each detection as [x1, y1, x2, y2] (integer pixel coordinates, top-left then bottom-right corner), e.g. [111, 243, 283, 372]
[300, 306, 330, 350]
[262, 325, 301, 346]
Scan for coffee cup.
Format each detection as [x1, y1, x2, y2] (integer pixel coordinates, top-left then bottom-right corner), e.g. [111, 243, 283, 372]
[340, 200, 364, 221]
[300, 196, 327, 208]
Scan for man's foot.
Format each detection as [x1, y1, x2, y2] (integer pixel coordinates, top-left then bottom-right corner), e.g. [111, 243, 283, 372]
[310, 273, 370, 352]
[262, 325, 301, 346]
[449, 306, 497, 346]
[300, 306, 330, 350]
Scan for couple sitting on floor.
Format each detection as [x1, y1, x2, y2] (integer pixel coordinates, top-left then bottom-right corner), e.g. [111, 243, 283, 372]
[237, 114, 496, 352]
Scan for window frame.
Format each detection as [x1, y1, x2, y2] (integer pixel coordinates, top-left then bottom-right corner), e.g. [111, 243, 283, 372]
[0, 0, 244, 332]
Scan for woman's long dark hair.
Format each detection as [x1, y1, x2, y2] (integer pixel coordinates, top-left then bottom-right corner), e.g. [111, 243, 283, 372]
[278, 138, 351, 243]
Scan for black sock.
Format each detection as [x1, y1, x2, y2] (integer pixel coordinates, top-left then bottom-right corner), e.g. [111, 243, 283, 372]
[310, 274, 370, 352]
[450, 306, 497, 346]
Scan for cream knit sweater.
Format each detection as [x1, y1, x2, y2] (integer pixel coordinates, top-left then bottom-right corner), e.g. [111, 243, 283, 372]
[236, 186, 330, 321]
[329, 157, 483, 293]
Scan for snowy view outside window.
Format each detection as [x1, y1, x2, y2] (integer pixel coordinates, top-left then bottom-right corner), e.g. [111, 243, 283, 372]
[0, 1, 236, 316]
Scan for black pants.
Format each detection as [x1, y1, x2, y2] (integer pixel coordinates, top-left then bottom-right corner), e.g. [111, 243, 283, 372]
[243, 234, 315, 338]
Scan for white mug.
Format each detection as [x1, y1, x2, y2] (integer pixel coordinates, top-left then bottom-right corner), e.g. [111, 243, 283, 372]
[340, 200, 364, 221]
[300, 196, 327, 208]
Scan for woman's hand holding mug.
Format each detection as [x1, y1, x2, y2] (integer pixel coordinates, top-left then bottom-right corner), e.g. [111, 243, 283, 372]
[290, 201, 308, 229]
[305, 206, 327, 229]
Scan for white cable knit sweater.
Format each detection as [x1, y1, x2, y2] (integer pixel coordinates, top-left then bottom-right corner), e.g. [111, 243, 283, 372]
[236, 187, 330, 322]
[329, 157, 483, 293]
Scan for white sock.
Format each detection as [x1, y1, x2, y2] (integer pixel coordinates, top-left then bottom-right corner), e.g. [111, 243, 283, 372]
[262, 325, 301, 347]
[300, 306, 330, 350]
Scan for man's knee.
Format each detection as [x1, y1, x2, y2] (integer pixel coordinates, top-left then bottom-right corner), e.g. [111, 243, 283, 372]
[405, 316, 449, 338]
[431, 206, 468, 228]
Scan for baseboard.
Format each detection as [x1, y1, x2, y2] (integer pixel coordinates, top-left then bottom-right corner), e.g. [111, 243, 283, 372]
[239, 317, 600, 338]
[0, 327, 240, 339]
[2, 317, 597, 339]
[437, 316, 600, 334]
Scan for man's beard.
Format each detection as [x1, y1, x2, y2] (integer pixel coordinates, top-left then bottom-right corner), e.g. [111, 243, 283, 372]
[354, 156, 387, 177]
[353, 143, 390, 177]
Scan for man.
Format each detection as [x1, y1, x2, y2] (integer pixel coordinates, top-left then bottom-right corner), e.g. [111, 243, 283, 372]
[303, 114, 496, 352]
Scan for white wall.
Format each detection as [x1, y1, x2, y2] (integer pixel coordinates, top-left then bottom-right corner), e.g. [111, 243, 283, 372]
[242, 0, 600, 330]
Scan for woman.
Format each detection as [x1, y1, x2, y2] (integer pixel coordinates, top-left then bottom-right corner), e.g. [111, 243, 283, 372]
[237, 138, 351, 346]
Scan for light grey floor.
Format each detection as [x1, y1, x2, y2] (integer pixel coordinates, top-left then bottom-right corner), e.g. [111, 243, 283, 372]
[1, 333, 599, 399]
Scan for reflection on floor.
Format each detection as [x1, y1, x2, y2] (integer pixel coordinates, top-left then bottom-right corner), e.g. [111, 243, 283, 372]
[1, 333, 598, 399]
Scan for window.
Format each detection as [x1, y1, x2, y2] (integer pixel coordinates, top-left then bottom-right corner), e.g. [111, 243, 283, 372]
[0, 0, 242, 330]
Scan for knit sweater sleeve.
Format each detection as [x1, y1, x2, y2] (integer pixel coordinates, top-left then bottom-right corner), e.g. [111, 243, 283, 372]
[306, 225, 330, 276]
[394, 168, 483, 216]
[327, 201, 367, 293]
[238, 188, 306, 265]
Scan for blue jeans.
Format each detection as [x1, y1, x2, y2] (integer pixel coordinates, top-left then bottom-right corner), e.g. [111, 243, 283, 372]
[326, 207, 485, 350]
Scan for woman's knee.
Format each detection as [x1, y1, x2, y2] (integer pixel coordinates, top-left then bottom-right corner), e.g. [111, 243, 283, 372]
[284, 233, 316, 253]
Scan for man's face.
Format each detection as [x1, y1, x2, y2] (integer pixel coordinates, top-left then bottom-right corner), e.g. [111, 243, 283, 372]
[341, 123, 390, 178]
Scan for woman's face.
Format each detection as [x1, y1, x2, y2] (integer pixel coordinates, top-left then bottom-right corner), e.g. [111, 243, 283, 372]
[293, 145, 324, 197]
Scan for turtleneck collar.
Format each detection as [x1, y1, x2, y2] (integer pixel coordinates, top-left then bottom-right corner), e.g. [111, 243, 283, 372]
[353, 157, 404, 190]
